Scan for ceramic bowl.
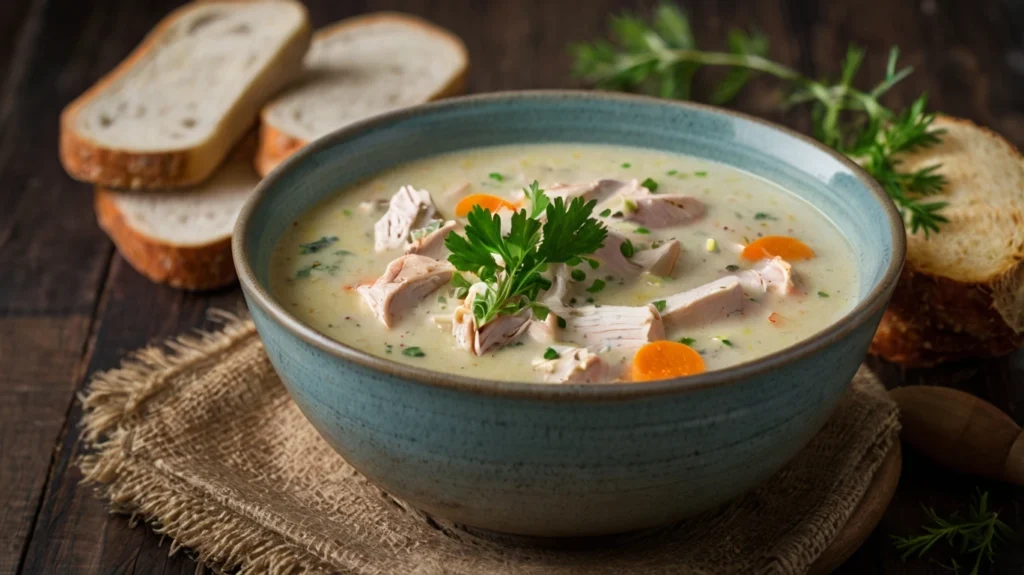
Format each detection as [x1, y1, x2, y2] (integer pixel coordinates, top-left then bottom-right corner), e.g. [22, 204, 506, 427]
[233, 91, 905, 537]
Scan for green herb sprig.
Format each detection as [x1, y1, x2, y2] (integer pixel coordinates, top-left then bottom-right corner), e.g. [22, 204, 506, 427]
[445, 181, 608, 326]
[571, 2, 949, 235]
[892, 491, 1017, 575]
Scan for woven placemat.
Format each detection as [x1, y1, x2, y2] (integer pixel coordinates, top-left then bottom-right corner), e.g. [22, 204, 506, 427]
[79, 311, 900, 575]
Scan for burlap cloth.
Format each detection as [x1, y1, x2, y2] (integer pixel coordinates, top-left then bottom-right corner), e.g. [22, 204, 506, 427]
[79, 310, 900, 575]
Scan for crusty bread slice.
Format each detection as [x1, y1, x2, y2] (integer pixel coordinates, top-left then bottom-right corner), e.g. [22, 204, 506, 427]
[255, 12, 468, 176]
[869, 116, 1024, 366]
[95, 140, 259, 290]
[61, 1, 311, 189]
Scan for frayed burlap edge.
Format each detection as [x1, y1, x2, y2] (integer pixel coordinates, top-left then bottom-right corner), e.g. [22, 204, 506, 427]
[78, 309, 337, 575]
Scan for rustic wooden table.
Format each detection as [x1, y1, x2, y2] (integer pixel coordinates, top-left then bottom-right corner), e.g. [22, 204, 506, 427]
[2, 0, 1022, 573]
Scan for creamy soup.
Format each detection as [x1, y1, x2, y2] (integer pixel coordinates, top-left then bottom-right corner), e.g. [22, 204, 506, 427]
[270, 144, 857, 383]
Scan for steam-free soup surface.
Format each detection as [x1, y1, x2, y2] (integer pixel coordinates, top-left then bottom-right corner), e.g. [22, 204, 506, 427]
[270, 144, 857, 383]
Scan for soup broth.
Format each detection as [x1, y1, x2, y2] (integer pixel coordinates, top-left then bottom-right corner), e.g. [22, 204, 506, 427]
[270, 144, 858, 383]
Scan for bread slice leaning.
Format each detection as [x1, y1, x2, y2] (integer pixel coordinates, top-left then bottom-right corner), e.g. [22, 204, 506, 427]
[869, 116, 1024, 366]
[61, 1, 311, 189]
[95, 142, 260, 290]
[256, 12, 468, 176]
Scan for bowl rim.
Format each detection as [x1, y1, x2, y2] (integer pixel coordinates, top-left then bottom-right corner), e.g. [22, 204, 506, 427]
[233, 89, 906, 401]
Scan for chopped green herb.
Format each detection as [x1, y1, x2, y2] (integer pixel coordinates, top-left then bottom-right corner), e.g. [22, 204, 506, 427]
[585, 297, 595, 304]
[694, 171, 708, 177]
[653, 300, 667, 312]
[544, 347, 560, 360]
[623, 197, 639, 213]
[586, 279, 606, 293]
[754, 212, 777, 221]
[666, 169, 678, 176]
[726, 264, 739, 272]
[299, 235, 338, 254]
[295, 267, 312, 279]
[817, 291, 830, 298]
[532, 303, 550, 320]
[295, 261, 339, 278]
[612, 211, 623, 218]
[438, 296, 447, 304]
[641, 177, 659, 192]
[571, 269, 587, 281]
[385, 344, 393, 354]
[600, 208, 612, 217]
[620, 238, 635, 258]
[621, 162, 632, 168]
[333, 249, 354, 256]
[566, 256, 582, 266]
[679, 337, 697, 346]
[586, 258, 600, 269]
[451, 273, 472, 300]
[402, 347, 426, 358]
[556, 315, 567, 329]
[410, 220, 443, 241]
[488, 172, 504, 182]
[716, 337, 734, 347]
[342, 208, 353, 217]
[635, 227, 650, 234]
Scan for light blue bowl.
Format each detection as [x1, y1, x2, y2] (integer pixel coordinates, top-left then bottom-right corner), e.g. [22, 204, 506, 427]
[233, 91, 905, 537]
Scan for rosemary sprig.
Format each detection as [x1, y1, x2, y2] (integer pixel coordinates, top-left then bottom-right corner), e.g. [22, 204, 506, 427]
[571, 2, 949, 236]
[892, 491, 1017, 575]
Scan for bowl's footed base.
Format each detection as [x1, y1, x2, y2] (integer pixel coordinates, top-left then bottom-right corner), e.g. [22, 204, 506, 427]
[445, 521, 674, 550]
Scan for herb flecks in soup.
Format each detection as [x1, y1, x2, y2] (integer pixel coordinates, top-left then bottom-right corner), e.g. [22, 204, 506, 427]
[270, 145, 858, 383]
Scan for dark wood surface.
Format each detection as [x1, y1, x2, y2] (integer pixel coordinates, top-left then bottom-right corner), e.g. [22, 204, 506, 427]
[1, 0, 1021, 573]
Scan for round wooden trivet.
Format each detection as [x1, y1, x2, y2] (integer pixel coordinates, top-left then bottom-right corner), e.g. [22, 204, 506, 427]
[808, 442, 902, 575]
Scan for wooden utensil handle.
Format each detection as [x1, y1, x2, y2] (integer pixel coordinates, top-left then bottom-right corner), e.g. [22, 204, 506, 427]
[889, 386, 1024, 486]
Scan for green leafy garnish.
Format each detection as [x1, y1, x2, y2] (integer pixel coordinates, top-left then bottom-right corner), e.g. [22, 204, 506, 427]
[333, 249, 354, 256]
[666, 169, 678, 175]
[725, 264, 739, 272]
[694, 171, 708, 177]
[586, 279, 607, 293]
[445, 181, 608, 326]
[754, 212, 776, 221]
[524, 180, 550, 218]
[586, 258, 600, 269]
[571, 3, 949, 235]
[653, 300, 667, 312]
[451, 273, 472, 300]
[635, 227, 650, 234]
[402, 347, 426, 358]
[679, 337, 696, 346]
[544, 347, 560, 360]
[571, 269, 587, 281]
[620, 238, 635, 258]
[621, 162, 632, 168]
[641, 177, 659, 192]
[556, 315, 567, 328]
[715, 337, 733, 347]
[488, 172, 504, 182]
[532, 303, 550, 320]
[892, 491, 1017, 575]
[818, 291, 830, 298]
[295, 261, 339, 278]
[342, 208, 353, 217]
[299, 236, 338, 254]
[600, 208, 612, 217]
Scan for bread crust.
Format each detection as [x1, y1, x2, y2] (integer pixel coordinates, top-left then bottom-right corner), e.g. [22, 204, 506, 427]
[869, 115, 1024, 365]
[95, 188, 238, 290]
[254, 12, 469, 177]
[60, 1, 312, 190]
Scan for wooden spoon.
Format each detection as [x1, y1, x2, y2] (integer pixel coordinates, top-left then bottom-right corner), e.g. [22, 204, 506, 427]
[889, 386, 1024, 486]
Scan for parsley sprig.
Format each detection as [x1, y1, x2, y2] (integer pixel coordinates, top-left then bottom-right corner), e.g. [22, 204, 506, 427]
[571, 2, 949, 235]
[444, 181, 608, 326]
[892, 491, 1017, 575]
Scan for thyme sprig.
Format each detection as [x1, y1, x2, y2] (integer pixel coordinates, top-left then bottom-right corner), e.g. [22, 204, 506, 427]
[571, 2, 949, 235]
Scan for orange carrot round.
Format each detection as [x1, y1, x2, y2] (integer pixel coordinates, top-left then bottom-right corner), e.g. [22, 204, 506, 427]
[454, 194, 519, 217]
[741, 236, 815, 261]
[631, 341, 706, 382]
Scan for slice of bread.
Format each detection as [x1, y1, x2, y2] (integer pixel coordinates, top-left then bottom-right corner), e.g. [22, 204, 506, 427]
[61, 1, 311, 189]
[869, 116, 1024, 366]
[255, 12, 468, 176]
[95, 140, 259, 290]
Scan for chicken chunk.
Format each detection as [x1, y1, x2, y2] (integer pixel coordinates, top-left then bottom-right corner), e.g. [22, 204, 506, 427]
[591, 228, 643, 278]
[736, 257, 796, 295]
[452, 300, 532, 356]
[545, 179, 628, 204]
[633, 240, 682, 277]
[658, 276, 745, 330]
[607, 179, 705, 228]
[357, 255, 454, 327]
[405, 220, 458, 260]
[374, 186, 438, 252]
[532, 346, 609, 383]
[562, 304, 665, 351]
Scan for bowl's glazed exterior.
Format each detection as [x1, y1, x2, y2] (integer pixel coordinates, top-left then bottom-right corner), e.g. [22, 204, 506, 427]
[234, 91, 905, 537]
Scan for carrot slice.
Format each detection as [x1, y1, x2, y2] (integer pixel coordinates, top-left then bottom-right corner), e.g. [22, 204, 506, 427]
[631, 341, 706, 382]
[454, 194, 519, 217]
[741, 236, 815, 261]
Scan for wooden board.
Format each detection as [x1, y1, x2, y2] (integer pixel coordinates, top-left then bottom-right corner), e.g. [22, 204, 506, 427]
[811, 443, 903, 575]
